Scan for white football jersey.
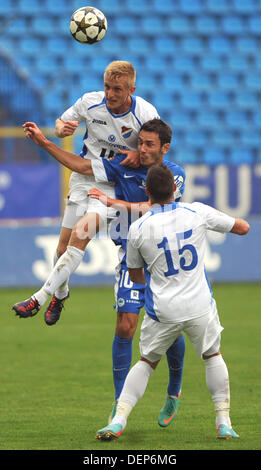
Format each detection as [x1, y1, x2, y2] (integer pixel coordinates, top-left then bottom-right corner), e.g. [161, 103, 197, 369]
[60, 91, 159, 203]
[127, 202, 235, 323]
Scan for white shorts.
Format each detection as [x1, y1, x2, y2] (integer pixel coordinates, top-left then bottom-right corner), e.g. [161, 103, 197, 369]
[140, 299, 223, 362]
[62, 198, 116, 230]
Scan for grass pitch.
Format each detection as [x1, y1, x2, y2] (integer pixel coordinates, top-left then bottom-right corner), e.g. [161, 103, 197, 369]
[0, 283, 260, 451]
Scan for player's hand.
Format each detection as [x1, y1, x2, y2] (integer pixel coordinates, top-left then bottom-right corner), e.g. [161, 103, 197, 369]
[88, 187, 111, 206]
[119, 149, 140, 168]
[22, 122, 48, 146]
[57, 120, 79, 137]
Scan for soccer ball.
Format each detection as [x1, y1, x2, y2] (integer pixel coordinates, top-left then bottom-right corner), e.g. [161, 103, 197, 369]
[69, 6, 107, 45]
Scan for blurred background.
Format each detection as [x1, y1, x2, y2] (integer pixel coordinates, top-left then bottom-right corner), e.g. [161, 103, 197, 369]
[0, 0, 260, 287]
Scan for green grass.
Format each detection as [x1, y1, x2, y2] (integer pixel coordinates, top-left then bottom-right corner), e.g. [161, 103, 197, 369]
[0, 283, 260, 451]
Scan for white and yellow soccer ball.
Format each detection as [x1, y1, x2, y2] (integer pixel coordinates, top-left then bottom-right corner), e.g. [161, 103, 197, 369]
[70, 6, 107, 45]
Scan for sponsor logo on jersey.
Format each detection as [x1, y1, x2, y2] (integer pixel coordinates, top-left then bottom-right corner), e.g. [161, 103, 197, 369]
[108, 134, 116, 142]
[118, 298, 125, 307]
[130, 290, 139, 300]
[92, 118, 107, 125]
[121, 126, 133, 139]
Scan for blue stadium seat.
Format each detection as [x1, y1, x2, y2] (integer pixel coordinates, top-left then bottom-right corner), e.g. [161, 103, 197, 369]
[208, 92, 231, 109]
[195, 16, 219, 35]
[35, 55, 58, 75]
[31, 17, 56, 35]
[221, 16, 245, 35]
[169, 111, 193, 130]
[135, 75, 158, 93]
[185, 131, 208, 148]
[162, 75, 185, 92]
[167, 16, 192, 34]
[128, 38, 151, 55]
[140, 16, 165, 35]
[180, 92, 203, 110]
[235, 92, 257, 109]
[227, 55, 249, 72]
[208, 37, 232, 55]
[6, 18, 28, 36]
[197, 111, 221, 129]
[253, 111, 261, 128]
[245, 73, 261, 91]
[212, 131, 235, 147]
[173, 56, 195, 73]
[45, 38, 69, 55]
[0, 0, 15, 14]
[206, 0, 231, 13]
[203, 149, 227, 164]
[45, 0, 71, 13]
[200, 55, 223, 72]
[99, 0, 124, 14]
[241, 131, 261, 147]
[225, 110, 249, 129]
[101, 37, 126, 54]
[154, 38, 179, 55]
[153, 92, 175, 112]
[113, 17, 137, 34]
[190, 74, 213, 91]
[144, 56, 167, 73]
[44, 91, 64, 112]
[175, 148, 199, 165]
[124, 0, 151, 14]
[230, 148, 253, 163]
[152, 0, 177, 14]
[17, 0, 45, 14]
[90, 56, 115, 73]
[181, 37, 205, 55]
[236, 37, 258, 54]
[19, 37, 43, 56]
[232, 0, 256, 14]
[179, 0, 204, 14]
[217, 73, 240, 90]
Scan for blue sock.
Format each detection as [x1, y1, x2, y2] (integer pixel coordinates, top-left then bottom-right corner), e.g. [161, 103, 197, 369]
[112, 334, 133, 400]
[166, 333, 185, 397]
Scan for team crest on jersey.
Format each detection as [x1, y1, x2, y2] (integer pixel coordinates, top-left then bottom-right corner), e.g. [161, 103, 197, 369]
[121, 126, 133, 139]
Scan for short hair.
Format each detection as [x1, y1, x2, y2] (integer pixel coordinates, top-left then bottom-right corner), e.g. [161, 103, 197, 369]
[104, 61, 136, 88]
[140, 118, 172, 146]
[146, 164, 175, 203]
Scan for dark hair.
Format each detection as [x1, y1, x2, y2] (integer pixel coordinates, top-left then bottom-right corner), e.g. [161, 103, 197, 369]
[146, 164, 174, 203]
[140, 118, 172, 146]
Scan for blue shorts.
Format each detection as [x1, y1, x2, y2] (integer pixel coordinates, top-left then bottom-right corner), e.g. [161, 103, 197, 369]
[114, 262, 145, 314]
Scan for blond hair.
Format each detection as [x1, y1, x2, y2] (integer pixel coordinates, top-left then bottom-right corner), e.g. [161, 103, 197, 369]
[104, 61, 136, 88]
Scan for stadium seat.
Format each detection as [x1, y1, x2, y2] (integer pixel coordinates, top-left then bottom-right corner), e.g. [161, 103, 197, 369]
[135, 75, 158, 93]
[152, 0, 177, 14]
[195, 16, 219, 35]
[180, 92, 203, 110]
[245, 74, 261, 91]
[140, 16, 165, 35]
[206, 0, 231, 13]
[225, 110, 249, 129]
[236, 37, 258, 54]
[235, 92, 257, 109]
[45, 0, 71, 13]
[175, 148, 199, 164]
[221, 16, 245, 35]
[181, 37, 205, 55]
[212, 131, 235, 147]
[144, 56, 168, 73]
[17, 0, 45, 14]
[179, 0, 204, 14]
[203, 149, 227, 164]
[124, 0, 151, 14]
[230, 148, 254, 163]
[190, 74, 213, 91]
[162, 75, 186, 92]
[0, 0, 15, 14]
[34, 56, 58, 75]
[197, 111, 221, 129]
[154, 37, 179, 55]
[101, 37, 126, 55]
[31, 17, 56, 36]
[169, 111, 193, 130]
[208, 37, 232, 55]
[153, 92, 175, 112]
[185, 131, 208, 149]
[167, 16, 192, 34]
[128, 38, 151, 55]
[44, 91, 64, 112]
[253, 111, 261, 128]
[227, 55, 249, 72]
[200, 55, 223, 72]
[173, 56, 196, 73]
[99, 0, 124, 14]
[45, 38, 69, 55]
[208, 92, 231, 109]
[113, 17, 137, 34]
[241, 131, 261, 147]
[217, 73, 240, 90]
[232, 0, 256, 14]
[6, 18, 28, 36]
[19, 37, 43, 56]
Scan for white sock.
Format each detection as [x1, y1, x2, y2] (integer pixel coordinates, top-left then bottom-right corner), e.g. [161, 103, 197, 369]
[42, 246, 84, 296]
[53, 250, 69, 300]
[205, 354, 231, 428]
[111, 360, 154, 429]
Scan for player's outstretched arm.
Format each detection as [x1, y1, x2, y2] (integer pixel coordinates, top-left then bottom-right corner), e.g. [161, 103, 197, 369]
[230, 218, 250, 235]
[22, 122, 93, 175]
[88, 187, 150, 214]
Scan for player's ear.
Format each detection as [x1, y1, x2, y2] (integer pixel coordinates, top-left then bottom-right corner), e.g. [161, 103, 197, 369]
[145, 187, 150, 197]
[162, 143, 170, 155]
[129, 86, 136, 95]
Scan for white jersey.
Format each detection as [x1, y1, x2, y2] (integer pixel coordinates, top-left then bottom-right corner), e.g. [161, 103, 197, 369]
[127, 202, 235, 323]
[60, 91, 159, 204]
